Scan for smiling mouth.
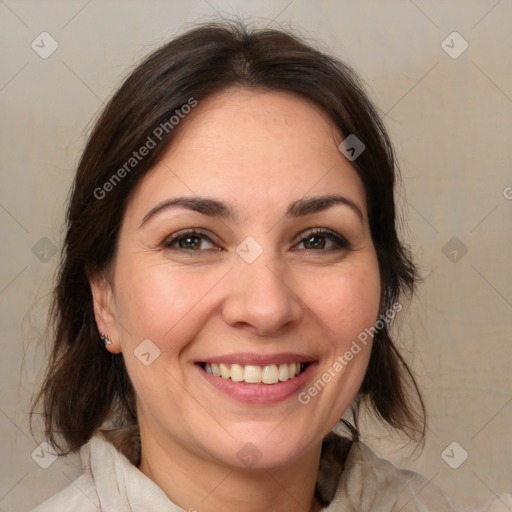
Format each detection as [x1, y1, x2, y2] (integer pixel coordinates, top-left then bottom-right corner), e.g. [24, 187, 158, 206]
[200, 362, 309, 385]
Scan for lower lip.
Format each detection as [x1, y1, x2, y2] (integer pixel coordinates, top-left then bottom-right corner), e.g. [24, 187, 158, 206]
[196, 363, 316, 404]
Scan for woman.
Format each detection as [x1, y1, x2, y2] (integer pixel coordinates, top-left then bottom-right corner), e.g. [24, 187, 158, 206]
[30, 21, 508, 512]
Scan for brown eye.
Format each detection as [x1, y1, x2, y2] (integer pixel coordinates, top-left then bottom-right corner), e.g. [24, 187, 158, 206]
[177, 234, 203, 250]
[163, 230, 217, 251]
[302, 234, 327, 250]
[295, 229, 350, 251]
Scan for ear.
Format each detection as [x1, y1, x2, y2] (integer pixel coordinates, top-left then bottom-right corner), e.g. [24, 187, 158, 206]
[88, 271, 122, 354]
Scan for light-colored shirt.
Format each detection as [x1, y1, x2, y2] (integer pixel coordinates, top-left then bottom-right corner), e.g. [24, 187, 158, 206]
[31, 431, 511, 511]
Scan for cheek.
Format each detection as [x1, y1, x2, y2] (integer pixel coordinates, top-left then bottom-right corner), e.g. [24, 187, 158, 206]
[113, 259, 221, 347]
[303, 259, 381, 346]
[294, 257, 381, 432]
[114, 248, 381, 349]
[112, 263, 214, 408]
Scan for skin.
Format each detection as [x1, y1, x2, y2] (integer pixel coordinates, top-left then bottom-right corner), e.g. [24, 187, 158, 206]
[90, 87, 381, 512]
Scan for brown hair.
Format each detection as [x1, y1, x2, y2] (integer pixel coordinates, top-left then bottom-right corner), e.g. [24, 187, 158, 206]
[32, 20, 425, 454]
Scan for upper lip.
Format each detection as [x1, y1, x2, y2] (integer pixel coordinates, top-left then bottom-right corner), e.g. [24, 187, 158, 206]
[196, 352, 316, 366]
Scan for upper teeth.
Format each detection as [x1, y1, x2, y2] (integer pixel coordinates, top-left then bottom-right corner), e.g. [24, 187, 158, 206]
[204, 362, 305, 384]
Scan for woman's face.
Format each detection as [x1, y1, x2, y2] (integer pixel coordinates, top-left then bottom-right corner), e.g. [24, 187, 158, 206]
[92, 88, 381, 469]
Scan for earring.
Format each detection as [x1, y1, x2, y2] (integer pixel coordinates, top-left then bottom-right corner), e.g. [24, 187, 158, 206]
[100, 334, 112, 346]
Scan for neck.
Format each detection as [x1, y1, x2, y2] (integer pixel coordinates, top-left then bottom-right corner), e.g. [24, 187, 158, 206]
[138, 424, 324, 512]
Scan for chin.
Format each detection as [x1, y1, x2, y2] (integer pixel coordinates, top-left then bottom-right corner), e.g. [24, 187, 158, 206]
[200, 423, 319, 471]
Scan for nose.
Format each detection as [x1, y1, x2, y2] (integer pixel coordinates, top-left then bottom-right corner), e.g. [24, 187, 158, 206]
[221, 251, 303, 337]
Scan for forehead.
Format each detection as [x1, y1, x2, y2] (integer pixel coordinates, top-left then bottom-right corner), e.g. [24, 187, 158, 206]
[125, 87, 368, 225]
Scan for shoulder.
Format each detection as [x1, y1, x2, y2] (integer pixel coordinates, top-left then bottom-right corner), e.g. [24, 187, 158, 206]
[348, 443, 512, 511]
[323, 433, 468, 511]
[29, 430, 177, 511]
[348, 440, 469, 511]
[29, 433, 114, 512]
[29, 474, 99, 512]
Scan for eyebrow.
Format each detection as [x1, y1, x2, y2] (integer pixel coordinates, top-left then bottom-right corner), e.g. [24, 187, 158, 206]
[139, 194, 364, 228]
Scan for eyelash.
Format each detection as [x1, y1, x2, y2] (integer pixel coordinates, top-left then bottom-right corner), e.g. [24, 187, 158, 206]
[161, 228, 350, 253]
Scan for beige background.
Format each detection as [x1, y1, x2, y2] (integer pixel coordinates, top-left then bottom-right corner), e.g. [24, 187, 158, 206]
[1, 1, 511, 510]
